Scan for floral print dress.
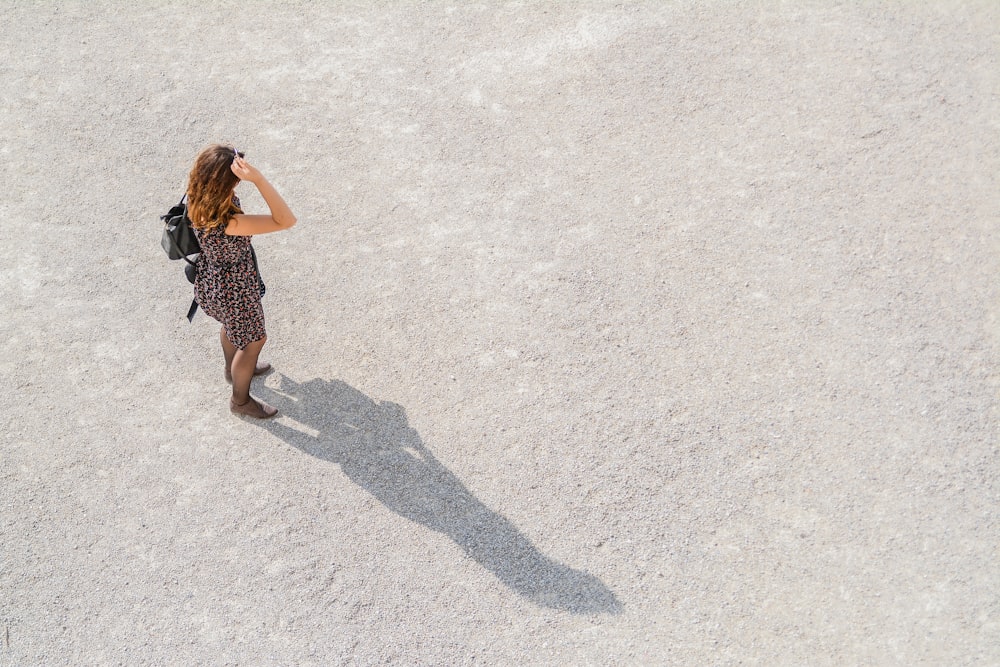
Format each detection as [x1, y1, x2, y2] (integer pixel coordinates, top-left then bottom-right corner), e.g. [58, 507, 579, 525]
[193, 214, 265, 350]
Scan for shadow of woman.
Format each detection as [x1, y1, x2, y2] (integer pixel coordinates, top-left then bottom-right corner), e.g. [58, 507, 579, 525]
[253, 374, 621, 615]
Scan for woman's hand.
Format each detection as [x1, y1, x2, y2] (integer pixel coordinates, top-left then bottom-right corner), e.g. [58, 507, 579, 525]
[231, 156, 264, 184]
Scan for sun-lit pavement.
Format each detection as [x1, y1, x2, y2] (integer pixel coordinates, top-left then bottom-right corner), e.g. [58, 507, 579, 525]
[1, 2, 997, 664]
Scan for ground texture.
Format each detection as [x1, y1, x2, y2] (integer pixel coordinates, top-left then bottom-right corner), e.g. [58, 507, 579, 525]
[1, 1, 998, 665]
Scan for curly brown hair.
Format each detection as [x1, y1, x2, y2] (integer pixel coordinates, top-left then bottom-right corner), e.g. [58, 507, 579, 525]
[186, 144, 244, 230]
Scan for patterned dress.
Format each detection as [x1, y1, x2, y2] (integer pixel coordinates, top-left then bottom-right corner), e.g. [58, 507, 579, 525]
[193, 212, 265, 350]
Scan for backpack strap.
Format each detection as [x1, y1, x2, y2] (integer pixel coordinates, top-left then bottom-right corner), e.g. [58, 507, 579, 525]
[250, 245, 266, 297]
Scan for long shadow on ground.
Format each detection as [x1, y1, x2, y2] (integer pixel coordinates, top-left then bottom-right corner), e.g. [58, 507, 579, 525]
[253, 374, 621, 615]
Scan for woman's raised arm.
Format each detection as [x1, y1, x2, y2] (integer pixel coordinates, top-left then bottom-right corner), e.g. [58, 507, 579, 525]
[226, 156, 297, 236]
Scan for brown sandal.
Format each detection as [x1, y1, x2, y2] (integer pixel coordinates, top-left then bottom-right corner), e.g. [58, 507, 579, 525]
[230, 396, 278, 419]
[224, 361, 272, 384]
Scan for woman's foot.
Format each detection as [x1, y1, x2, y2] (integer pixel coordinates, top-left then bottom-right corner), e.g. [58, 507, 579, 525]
[230, 396, 278, 419]
[225, 361, 271, 384]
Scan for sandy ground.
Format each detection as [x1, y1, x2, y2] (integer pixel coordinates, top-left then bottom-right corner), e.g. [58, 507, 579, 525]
[1, 1, 998, 664]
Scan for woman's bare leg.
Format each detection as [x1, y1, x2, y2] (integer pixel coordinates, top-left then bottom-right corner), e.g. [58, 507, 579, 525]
[229, 336, 276, 418]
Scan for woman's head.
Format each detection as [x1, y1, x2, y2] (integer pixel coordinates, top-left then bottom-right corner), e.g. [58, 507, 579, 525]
[186, 143, 244, 229]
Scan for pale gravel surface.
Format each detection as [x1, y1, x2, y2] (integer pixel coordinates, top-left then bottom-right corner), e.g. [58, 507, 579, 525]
[1, 1, 998, 665]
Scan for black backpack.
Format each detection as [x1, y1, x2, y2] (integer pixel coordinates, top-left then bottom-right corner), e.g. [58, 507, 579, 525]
[160, 194, 201, 321]
[161, 194, 201, 261]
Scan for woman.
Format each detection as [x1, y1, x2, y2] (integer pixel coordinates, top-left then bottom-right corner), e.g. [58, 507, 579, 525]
[187, 144, 297, 419]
